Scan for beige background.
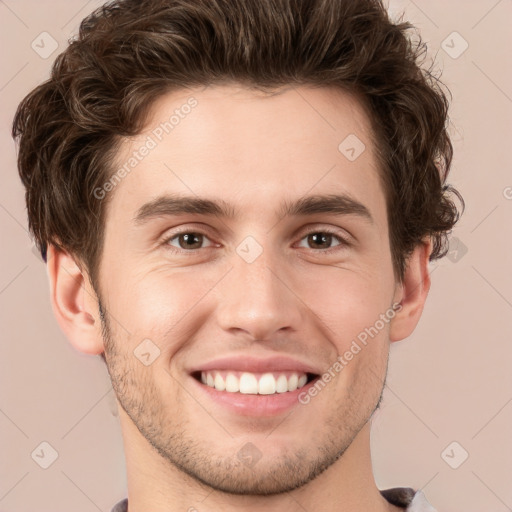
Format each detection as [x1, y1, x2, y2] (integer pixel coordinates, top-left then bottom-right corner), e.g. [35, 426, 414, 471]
[1, 1, 511, 511]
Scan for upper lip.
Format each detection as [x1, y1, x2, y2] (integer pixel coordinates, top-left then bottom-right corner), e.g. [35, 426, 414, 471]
[188, 355, 322, 375]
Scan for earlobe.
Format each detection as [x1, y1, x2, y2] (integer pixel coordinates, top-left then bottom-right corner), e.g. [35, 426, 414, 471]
[46, 245, 105, 355]
[389, 238, 433, 343]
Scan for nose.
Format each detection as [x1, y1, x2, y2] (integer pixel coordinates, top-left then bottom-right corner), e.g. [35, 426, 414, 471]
[215, 247, 302, 342]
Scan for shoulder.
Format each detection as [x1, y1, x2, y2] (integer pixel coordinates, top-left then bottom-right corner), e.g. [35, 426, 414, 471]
[110, 497, 128, 512]
[380, 487, 438, 511]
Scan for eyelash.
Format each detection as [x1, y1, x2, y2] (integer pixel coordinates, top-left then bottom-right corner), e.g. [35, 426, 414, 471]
[160, 228, 351, 254]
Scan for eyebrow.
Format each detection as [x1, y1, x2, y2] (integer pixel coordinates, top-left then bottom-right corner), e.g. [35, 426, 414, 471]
[133, 193, 374, 225]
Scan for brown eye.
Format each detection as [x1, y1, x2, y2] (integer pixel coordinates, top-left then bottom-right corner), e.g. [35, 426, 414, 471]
[297, 231, 348, 251]
[308, 233, 334, 249]
[166, 232, 214, 251]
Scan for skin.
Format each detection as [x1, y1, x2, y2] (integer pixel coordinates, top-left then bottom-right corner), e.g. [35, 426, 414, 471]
[48, 84, 432, 512]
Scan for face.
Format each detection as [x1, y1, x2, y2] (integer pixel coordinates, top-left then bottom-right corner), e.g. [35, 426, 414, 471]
[96, 84, 398, 494]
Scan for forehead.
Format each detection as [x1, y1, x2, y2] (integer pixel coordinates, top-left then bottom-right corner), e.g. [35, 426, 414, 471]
[105, 83, 386, 227]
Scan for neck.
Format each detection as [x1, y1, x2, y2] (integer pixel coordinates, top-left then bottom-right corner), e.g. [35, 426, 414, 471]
[120, 412, 395, 512]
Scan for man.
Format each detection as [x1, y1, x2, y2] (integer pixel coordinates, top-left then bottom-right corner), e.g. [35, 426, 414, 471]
[12, 0, 463, 510]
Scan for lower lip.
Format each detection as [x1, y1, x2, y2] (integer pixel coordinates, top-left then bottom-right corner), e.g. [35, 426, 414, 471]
[189, 375, 319, 417]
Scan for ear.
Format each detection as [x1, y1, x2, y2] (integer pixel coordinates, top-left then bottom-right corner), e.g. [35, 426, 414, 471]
[46, 244, 105, 355]
[389, 238, 433, 342]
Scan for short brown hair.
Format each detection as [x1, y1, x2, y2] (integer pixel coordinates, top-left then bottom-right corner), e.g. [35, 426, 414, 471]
[12, 0, 463, 289]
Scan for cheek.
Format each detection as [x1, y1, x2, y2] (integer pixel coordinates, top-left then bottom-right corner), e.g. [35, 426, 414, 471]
[297, 267, 393, 391]
[109, 267, 211, 352]
[299, 268, 392, 345]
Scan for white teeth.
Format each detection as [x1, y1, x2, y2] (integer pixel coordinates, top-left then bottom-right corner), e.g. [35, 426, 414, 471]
[297, 374, 308, 388]
[276, 374, 288, 393]
[214, 373, 225, 391]
[239, 372, 258, 394]
[225, 373, 239, 392]
[258, 373, 276, 395]
[288, 373, 298, 392]
[199, 371, 310, 395]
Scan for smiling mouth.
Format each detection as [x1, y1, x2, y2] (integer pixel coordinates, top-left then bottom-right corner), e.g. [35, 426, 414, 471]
[191, 370, 319, 395]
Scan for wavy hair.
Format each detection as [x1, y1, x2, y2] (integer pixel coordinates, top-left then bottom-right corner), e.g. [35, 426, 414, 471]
[12, 0, 464, 287]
